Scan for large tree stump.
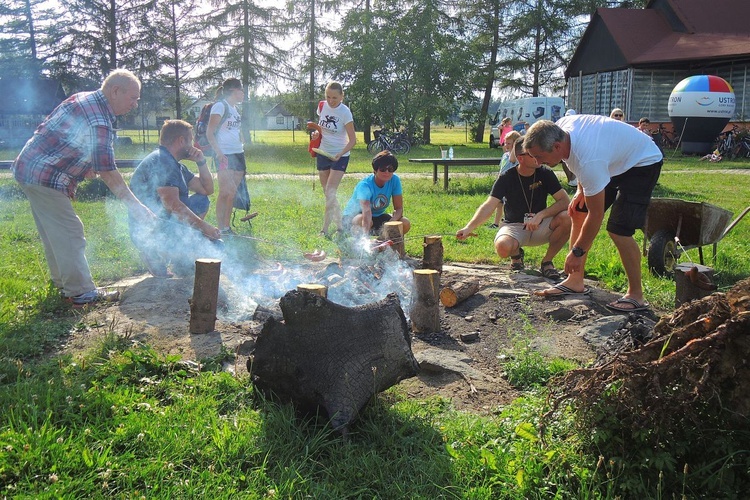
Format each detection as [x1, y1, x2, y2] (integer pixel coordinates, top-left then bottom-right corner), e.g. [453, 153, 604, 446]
[422, 235, 443, 273]
[411, 269, 441, 333]
[248, 291, 419, 432]
[189, 258, 221, 334]
[440, 280, 480, 308]
[382, 221, 405, 258]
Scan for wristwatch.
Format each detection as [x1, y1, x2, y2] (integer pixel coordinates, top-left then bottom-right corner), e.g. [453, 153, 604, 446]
[571, 246, 586, 257]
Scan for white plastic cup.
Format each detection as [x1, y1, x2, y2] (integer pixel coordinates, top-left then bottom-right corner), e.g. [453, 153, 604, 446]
[440, 149, 447, 159]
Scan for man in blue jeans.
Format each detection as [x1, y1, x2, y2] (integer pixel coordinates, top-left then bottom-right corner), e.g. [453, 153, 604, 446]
[129, 120, 222, 277]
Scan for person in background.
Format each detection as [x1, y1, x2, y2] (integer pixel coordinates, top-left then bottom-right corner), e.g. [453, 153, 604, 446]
[206, 78, 246, 236]
[12, 69, 154, 307]
[490, 131, 521, 228]
[523, 116, 663, 311]
[457, 139, 571, 279]
[312, 81, 357, 237]
[499, 117, 513, 146]
[129, 120, 222, 277]
[610, 108, 625, 121]
[637, 117, 652, 134]
[342, 151, 410, 236]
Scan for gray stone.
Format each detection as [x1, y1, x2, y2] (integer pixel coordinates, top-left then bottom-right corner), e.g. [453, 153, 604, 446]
[579, 316, 628, 349]
[544, 306, 576, 322]
[487, 288, 530, 298]
[460, 331, 480, 342]
[415, 348, 495, 382]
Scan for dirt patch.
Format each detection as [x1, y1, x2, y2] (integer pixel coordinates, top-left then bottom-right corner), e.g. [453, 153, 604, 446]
[64, 261, 667, 415]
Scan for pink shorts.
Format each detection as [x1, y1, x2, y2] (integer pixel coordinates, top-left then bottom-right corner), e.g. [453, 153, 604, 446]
[494, 217, 553, 247]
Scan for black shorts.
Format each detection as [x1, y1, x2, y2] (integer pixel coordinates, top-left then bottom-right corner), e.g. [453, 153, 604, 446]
[343, 213, 392, 235]
[574, 160, 662, 236]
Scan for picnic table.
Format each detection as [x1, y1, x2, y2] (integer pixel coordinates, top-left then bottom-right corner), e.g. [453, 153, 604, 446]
[408, 157, 503, 190]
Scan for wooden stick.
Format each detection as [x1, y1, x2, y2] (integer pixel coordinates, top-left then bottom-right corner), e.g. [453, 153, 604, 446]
[439, 280, 480, 308]
[189, 258, 221, 334]
[297, 283, 328, 298]
[411, 269, 441, 333]
[422, 235, 443, 273]
[383, 221, 405, 258]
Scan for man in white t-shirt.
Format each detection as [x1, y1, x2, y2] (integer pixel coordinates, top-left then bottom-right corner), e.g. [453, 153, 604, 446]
[523, 115, 663, 312]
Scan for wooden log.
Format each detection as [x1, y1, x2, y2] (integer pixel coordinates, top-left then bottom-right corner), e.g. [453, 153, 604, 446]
[440, 280, 480, 308]
[422, 235, 443, 273]
[674, 263, 716, 307]
[383, 221, 405, 258]
[411, 269, 441, 333]
[189, 258, 221, 334]
[297, 283, 328, 298]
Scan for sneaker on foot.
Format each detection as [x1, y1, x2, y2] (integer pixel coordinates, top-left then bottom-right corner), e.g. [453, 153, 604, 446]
[140, 252, 172, 278]
[71, 288, 120, 307]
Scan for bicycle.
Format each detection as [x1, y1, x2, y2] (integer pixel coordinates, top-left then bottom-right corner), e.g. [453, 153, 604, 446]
[714, 124, 740, 158]
[731, 134, 750, 159]
[367, 129, 411, 155]
[656, 123, 680, 149]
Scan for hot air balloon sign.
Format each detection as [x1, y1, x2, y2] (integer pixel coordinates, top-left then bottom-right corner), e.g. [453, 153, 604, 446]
[668, 75, 735, 154]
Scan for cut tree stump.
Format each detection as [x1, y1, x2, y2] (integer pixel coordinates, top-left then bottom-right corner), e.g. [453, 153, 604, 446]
[296, 283, 327, 298]
[411, 269, 441, 333]
[422, 235, 443, 273]
[674, 263, 716, 307]
[382, 221, 404, 257]
[189, 258, 221, 334]
[249, 290, 419, 433]
[440, 280, 480, 308]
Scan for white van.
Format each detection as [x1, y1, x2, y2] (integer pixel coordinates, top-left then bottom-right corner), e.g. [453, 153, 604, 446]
[488, 97, 565, 148]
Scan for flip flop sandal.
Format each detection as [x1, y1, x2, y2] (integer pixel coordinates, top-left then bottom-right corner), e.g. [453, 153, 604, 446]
[605, 297, 650, 312]
[540, 261, 561, 280]
[510, 247, 524, 271]
[535, 283, 590, 297]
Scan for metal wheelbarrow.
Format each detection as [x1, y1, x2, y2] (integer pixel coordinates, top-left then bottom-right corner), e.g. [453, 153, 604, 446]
[642, 198, 750, 276]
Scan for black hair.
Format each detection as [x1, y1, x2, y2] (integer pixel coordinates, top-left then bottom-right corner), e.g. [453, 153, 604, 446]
[372, 151, 398, 171]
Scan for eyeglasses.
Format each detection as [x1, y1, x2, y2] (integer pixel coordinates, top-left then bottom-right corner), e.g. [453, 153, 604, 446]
[377, 166, 396, 172]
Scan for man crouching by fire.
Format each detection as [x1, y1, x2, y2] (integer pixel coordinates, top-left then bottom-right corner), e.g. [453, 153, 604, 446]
[128, 120, 223, 278]
[13, 69, 155, 307]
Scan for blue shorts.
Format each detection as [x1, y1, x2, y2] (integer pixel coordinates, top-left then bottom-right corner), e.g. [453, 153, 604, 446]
[316, 154, 350, 172]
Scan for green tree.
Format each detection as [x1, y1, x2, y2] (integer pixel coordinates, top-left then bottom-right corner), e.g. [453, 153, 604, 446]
[140, 0, 207, 120]
[205, 0, 288, 142]
[0, 0, 62, 78]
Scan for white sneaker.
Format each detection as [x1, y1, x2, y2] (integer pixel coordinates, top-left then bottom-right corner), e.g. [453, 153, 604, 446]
[71, 288, 120, 308]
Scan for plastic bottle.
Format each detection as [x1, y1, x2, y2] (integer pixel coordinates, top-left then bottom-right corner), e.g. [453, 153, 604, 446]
[448, 146, 454, 159]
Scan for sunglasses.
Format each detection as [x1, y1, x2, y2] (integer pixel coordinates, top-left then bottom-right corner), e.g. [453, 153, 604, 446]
[377, 166, 396, 172]
[613, 114, 623, 118]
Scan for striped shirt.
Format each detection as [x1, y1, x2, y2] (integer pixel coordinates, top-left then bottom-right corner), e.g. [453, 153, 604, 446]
[12, 90, 118, 199]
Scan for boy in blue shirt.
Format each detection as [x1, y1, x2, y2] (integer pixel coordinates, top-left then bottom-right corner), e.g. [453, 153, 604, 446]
[342, 151, 411, 236]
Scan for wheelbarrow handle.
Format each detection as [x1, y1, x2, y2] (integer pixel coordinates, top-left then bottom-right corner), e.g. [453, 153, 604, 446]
[720, 205, 750, 241]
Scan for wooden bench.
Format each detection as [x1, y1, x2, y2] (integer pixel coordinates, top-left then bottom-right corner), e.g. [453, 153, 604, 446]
[408, 158, 503, 190]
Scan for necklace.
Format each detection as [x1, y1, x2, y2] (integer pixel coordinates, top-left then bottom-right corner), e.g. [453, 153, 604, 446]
[518, 169, 536, 214]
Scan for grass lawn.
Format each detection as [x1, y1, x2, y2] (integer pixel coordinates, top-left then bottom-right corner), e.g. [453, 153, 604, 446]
[1, 128, 750, 497]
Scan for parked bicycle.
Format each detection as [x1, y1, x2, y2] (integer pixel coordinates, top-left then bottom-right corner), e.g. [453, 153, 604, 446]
[367, 129, 411, 155]
[656, 123, 681, 149]
[714, 124, 750, 159]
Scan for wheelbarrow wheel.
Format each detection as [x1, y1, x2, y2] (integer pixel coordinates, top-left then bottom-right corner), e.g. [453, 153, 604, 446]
[648, 229, 678, 276]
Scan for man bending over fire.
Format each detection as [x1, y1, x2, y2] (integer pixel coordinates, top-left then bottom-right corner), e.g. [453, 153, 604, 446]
[13, 69, 154, 307]
[129, 120, 222, 277]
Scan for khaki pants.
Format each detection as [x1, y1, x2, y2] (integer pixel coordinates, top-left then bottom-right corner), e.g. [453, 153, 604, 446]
[20, 183, 96, 297]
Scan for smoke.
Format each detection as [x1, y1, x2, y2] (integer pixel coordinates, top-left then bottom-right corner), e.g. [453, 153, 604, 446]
[219, 232, 417, 321]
